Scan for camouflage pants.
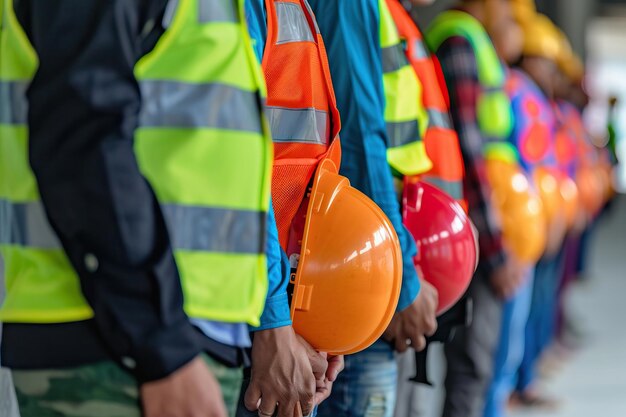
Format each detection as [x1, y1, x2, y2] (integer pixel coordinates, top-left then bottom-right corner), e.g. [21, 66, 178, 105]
[1, 367, 20, 417]
[11, 355, 243, 417]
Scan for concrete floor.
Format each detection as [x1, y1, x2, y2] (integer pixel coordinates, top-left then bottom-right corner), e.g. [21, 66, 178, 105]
[507, 195, 626, 417]
[395, 194, 626, 417]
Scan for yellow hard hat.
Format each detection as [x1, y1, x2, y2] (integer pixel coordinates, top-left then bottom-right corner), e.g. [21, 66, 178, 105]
[520, 14, 561, 61]
[484, 144, 547, 263]
[556, 30, 584, 82]
[565, 54, 585, 83]
[511, 0, 537, 25]
[556, 30, 573, 72]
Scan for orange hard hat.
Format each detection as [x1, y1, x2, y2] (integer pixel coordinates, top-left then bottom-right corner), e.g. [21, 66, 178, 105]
[290, 159, 402, 355]
[486, 158, 520, 206]
[577, 165, 604, 215]
[487, 158, 547, 263]
[500, 195, 547, 263]
[559, 174, 580, 230]
[533, 166, 564, 223]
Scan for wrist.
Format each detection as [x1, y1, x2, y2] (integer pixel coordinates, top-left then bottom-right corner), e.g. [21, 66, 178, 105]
[131, 320, 201, 384]
[253, 325, 297, 348]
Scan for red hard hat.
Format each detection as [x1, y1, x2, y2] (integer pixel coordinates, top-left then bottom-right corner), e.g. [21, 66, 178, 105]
[402, 178, 478, 315]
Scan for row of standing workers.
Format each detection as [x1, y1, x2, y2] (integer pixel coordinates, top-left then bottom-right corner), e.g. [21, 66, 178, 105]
[0, 0, 615, 417]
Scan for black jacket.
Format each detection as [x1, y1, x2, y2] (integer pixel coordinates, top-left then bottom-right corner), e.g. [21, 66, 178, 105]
[3, 0, 245, 383]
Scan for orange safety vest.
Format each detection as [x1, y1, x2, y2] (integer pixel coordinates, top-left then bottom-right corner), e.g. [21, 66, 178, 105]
[386, 0, 466, 209]
[262, 0, 342, 251]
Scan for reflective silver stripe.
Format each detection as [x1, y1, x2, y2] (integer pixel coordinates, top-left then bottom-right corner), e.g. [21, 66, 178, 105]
[382, 44, 409, 74]
[161, 204, 265, 254]
[484, 86, 502, 94]
[276, 1, 314, 44]
[427, 109, 453, 130]
[162, 0, 179, 28]
[0, 199, 62, 249]
[0, 81, 29, 125]
[0, 199, 265, 254]
[198, 0, 237, 23]
[0, 249, 5, 304]
[302, 0, 320, 34]
[139, 81, 262, 133]
[265, 106, 328, 145]
[411, 39, 429, 61]
[0, 199, 10, 247]
[386, 120, 419, 148]
[423, 177, 464, 200]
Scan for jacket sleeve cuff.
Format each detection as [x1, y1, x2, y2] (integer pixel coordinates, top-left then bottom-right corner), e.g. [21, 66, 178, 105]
[130, 319, 202, 384]
[249, 292, 292, 332]
[397, 261, 420, 311]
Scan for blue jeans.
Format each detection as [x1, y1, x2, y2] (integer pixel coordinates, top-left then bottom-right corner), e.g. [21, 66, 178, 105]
[483, 269, 534, 417]
[317, 340, 397, 417]
[517, 249, 564, 392]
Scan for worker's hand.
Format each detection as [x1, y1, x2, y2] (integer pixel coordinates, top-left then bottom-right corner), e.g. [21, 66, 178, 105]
[141, 355, 227, 417]
[383, 280, 438, 353]
[313, 354, 344, 405]
[294, 334, 329, 382]
[244, 326, 324, 417]
[490, 258, 526, 299]
[293, 334, 344, 406]
[325, 354, 344, 383]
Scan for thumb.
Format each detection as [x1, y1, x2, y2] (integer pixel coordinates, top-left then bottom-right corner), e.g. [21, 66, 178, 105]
[326, 355, 344, 382]
[309, 351, 329, 381]
[243, 379, 262, 412]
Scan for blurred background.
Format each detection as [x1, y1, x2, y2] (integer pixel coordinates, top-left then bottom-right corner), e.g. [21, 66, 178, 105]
[392, 2, 626, 416]
[414, 0, 626, 192]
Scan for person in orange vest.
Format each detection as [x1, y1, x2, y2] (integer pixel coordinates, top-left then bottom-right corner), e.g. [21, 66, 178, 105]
[385, 0, 466, 209]
[243, 1, 412, 416]
[241, 2, 344, 416]
[298, 0, 442, 416]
